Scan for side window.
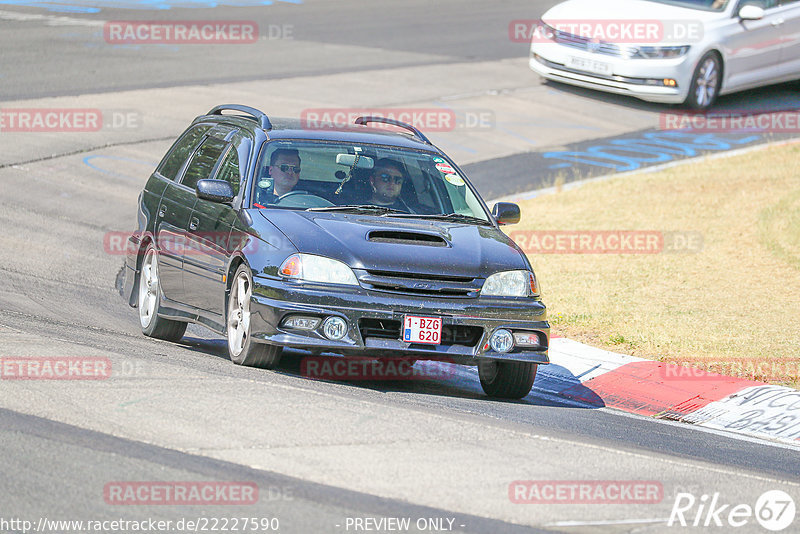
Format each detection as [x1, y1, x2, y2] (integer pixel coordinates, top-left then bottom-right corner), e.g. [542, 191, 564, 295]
[216, 146, 241, 196]
[739, 0, 778, 8]
[181, 137, 228, 191]
[157, 125, 211, 180]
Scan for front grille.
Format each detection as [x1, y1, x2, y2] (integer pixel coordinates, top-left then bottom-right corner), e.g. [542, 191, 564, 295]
[359, 270, 480, 298]
[552, 30, 635, 58]
[366, 270, 474, 283]
[358, 319, 483, 348]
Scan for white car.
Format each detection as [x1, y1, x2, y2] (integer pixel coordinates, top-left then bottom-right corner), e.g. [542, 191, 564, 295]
[529, 0, 800, 109]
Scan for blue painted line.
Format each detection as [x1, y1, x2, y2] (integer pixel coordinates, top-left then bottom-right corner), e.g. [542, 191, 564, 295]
[83, 154, 156, 182]
[542, 131, 767, 173]
[495, 125, 539, 146]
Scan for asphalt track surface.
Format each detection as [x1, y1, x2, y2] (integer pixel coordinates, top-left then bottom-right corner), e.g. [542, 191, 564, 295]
[1, 1, 799, 533]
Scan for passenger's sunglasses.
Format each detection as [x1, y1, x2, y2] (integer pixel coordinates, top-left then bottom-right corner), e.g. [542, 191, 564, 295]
[378, 173, 404, 185]
[275, 164, 301, 174]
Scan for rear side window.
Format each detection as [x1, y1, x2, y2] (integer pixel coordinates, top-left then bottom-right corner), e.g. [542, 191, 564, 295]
[181, 137, 228, 191]
[157, 125, 211, 180]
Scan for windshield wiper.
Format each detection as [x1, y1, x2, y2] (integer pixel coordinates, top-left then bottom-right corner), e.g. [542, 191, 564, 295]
[306, 205, 408, 215]
[391, 213, 493, 226]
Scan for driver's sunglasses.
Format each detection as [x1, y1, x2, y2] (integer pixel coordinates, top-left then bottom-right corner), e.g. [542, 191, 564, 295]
[276, 164, 301, 174]
[378, 173, 404, 185]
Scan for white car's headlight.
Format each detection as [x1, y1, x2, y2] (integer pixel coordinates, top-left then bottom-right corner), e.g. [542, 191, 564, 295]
[482, 270, 539, 297]
[629, 45, 690, 59]
[279, 254, 359, 286]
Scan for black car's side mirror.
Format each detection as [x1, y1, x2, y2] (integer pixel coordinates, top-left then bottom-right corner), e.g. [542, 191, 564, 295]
[492, 202, 521, 225]
[196, 179, 235, 203]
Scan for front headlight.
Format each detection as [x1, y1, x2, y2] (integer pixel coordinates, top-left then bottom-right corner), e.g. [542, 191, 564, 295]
[279, 254, 359, 286]
[482, 270, 539, 297]
[629, 45, 690, 59]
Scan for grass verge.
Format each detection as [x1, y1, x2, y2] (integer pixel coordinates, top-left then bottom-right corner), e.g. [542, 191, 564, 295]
[512, 141, 800, 387]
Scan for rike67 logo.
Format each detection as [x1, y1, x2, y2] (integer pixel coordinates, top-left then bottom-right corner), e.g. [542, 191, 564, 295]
[669, 490, 795, 531]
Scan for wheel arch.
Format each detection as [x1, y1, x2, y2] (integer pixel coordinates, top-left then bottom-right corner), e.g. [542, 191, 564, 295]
[224, 254, 250, 321]
[129, 233, 155, 307]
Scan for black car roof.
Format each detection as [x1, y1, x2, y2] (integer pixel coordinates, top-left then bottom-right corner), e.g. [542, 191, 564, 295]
[194, 112, 441, 153]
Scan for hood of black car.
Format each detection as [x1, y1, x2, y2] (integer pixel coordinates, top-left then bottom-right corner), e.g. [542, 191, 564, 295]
[260, 210, 529, 278]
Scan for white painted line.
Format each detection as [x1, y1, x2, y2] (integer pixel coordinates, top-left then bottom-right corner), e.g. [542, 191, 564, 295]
[547, 518, 669, 527]
[0, 9, 105, 27]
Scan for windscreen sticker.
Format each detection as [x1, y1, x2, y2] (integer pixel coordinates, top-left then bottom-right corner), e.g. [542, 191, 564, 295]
[258, 180, 273, 189]
[435, 163, 455, 174]
[445, 174, 466, 187]
[432, 157, 445, 163]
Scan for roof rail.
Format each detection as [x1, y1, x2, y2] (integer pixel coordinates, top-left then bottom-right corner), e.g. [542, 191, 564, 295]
[207, 104, 272, 130]
[354, 116, 431, 145]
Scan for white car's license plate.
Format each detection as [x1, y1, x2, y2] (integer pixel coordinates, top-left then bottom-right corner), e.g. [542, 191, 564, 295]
[403, 315, 442, 345]
[568, 56, 612, 76]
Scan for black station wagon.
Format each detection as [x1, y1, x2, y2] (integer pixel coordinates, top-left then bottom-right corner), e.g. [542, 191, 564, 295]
[122, 105, 550, 399]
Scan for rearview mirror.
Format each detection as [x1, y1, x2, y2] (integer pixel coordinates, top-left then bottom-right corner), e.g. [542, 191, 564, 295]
[336, 153, 374, 169]
[196, 179, 235, 203]
[492, 202, 521, 225]
[739, 4, 765, 20]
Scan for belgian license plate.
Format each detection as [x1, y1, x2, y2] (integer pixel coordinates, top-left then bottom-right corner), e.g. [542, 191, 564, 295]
[568, 56, 611, 76]
[403, 316, 442, 345]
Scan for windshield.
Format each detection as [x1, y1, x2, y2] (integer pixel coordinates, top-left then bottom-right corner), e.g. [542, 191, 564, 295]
[645, 0, 730, 10]
[251, 140, 491, 223]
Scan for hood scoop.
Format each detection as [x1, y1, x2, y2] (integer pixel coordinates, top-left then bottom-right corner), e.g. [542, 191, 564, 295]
[367, 230, 447, 247]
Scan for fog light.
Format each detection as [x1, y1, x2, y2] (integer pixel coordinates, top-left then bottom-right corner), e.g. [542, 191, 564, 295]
[663, 78, 677, 87]
[282, 315, 320, 330]
[490, 329, 514, 353]
[322, 316, 348, 340]
[513, 332, 540, 347]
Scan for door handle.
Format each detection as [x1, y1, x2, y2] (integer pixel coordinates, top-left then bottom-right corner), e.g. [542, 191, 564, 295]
[158, 206, 166, 218]
[189, 217, 199, 231]
[772, 18, 785, 26]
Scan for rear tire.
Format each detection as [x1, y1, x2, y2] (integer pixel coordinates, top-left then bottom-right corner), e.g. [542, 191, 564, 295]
[478, 360, 537, 399]
[227, 264, 282, 369]
[685, 52, 721, 110]
[137, 245, 187, 342]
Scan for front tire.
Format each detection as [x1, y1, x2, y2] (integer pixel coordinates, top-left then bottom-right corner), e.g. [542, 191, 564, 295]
[478, 360, 537, 399]
[137, 245, 187, 342]
[685, 52, 722, 110]
[227, 264, 282, 369]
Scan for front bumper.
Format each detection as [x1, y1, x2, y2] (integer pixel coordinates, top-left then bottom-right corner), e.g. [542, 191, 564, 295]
[529, 44, 692, 104]
[249, 276, 550, 366]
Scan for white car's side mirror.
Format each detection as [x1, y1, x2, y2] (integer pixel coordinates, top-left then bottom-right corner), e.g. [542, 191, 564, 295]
[739, 4, 765, 20]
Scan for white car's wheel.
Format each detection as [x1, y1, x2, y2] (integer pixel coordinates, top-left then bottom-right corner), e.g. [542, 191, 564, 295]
[227, 264, 282, 369]
[685, 52, 721, 110]
[137, 244, 187, 341]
